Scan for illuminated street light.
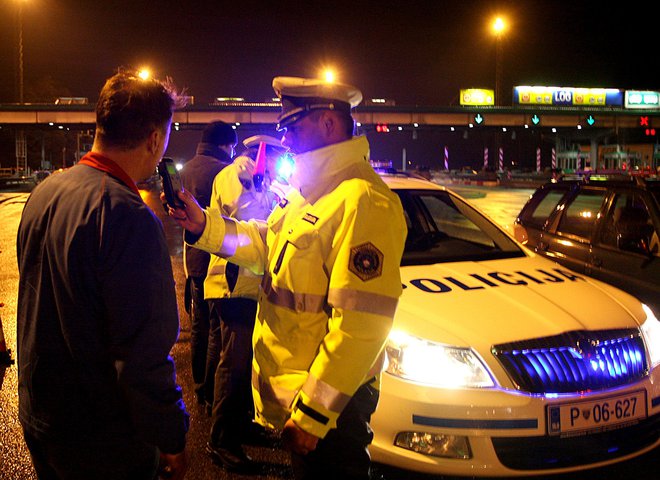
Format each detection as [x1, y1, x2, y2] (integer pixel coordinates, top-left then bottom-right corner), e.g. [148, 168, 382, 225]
[138, 68, 151, 80]
[491, 16, 507, 106]
[322, 69, 336, 83]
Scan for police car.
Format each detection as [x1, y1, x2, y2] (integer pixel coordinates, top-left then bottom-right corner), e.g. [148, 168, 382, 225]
[369, 171, 660, 477]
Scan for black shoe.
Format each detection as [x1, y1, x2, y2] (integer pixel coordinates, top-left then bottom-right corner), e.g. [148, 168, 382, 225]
[205, 442, 259, 474]
[243, 422, 278, 447]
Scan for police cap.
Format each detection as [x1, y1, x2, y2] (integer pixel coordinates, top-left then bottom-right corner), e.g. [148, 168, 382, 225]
[272, 76, 363, 130]
[242, 134, 284, 150]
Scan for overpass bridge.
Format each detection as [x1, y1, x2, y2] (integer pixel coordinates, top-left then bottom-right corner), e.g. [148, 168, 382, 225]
[1, 103, 659, 174]
[1, 102, 659, 129]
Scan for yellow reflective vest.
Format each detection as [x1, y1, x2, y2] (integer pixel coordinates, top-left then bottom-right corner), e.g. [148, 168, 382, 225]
[204, 155, 279, 300]
[192, 136, 407, 438]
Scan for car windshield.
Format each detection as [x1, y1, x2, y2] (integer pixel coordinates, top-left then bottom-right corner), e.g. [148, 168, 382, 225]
[394, 189, 525, 266]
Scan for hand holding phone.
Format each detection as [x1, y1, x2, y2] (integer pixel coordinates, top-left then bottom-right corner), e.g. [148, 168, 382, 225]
[157, 157, 185, 209]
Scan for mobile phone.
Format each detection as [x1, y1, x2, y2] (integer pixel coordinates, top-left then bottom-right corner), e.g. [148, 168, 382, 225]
[157, 157, 185, 209]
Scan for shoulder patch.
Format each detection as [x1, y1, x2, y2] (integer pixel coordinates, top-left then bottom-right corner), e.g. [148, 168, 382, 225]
[349, 242, 383, 281]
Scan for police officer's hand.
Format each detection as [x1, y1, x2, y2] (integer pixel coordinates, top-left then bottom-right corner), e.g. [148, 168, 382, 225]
[158, 447, 189, 480]
[281, 418, 319, 456]
[161, 190, 206, 236]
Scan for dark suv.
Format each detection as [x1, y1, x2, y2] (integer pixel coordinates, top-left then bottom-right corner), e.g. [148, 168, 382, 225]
[513, 175, 660, 312]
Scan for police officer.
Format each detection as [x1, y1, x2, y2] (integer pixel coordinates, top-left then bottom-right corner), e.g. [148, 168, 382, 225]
[169, 76, 407, 480]
[204, 135, 285, 473]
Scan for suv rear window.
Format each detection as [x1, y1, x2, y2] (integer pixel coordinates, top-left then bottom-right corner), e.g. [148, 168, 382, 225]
[556, 188, 607, 239]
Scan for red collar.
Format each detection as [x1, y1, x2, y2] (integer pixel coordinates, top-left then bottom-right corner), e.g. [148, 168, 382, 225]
[78, 152, 140, 195]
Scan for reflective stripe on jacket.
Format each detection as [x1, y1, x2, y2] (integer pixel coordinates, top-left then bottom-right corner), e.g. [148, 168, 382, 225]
[193, 136, 406, 438]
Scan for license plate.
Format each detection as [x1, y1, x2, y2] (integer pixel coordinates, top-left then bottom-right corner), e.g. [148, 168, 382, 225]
[547, 390, 646, 436]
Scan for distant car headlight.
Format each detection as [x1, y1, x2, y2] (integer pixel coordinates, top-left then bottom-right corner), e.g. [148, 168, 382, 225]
[640, 304, 660, 368]
[385, 330, 495, 388]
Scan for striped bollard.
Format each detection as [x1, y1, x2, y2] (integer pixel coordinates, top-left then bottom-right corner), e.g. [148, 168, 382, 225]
[551, 148, 556, 169]
[444, 146, 449, 170]
[498, 147, 504, 171]
[536, 147, 541, 172]
[484, 147, 488, 169]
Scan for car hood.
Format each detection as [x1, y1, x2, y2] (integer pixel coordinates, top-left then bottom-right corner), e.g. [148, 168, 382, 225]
[397, 255, 646, 351]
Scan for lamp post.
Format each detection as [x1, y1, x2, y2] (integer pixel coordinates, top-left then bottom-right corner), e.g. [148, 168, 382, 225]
[16, 0, 27, 104]
[492, 17, 506, 107]
[15, 0, 27, 175]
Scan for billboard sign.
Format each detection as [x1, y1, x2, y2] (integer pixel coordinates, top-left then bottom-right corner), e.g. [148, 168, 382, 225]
[460, 89, 495, 106]
[513, 86, 623, 107]
[625, 91, 660, 109]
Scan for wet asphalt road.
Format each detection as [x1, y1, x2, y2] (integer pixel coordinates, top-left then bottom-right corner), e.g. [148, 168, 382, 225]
[0, 187, 293, 480]
[1, 184, 658, 480]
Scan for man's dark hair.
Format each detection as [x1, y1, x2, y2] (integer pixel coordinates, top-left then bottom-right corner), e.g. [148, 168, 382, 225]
[201, 121, 237, 146]
[95, 68, 186, 149]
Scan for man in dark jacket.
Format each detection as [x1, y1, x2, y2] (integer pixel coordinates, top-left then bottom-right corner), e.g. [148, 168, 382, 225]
[16, 68, 190, 479]
[179, 120, 236, 409]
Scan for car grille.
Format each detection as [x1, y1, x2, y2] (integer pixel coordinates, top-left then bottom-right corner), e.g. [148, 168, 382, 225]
[492, 414, 659, 470]
[492, 329, 647, 394]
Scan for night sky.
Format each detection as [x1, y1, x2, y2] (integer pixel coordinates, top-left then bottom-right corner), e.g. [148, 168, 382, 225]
[0, 0, 657, 107]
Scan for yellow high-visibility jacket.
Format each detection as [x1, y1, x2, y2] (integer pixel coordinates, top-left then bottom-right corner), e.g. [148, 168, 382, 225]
[203, 155, 279, 300]
[192, 136, 407, 438]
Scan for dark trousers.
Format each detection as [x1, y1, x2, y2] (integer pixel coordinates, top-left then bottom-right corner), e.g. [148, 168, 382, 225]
[188, 276, 210, 402]
[207, 297, 258, 448]
[291, 382, 380, 480]
[23, 429, 159, 480]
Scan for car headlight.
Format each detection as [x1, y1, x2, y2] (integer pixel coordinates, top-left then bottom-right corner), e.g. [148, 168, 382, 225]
[640, 304, 660, 368]
[385, 330, 495, 388]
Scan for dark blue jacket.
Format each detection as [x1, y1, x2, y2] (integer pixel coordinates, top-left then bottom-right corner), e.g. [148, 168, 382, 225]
[179, 143, 231, 278]
[16, 159, 189, 454]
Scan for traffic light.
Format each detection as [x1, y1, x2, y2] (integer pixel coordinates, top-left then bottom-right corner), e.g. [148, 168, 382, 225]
[376, 124, 390, 133]
[645, 128, 656, 136]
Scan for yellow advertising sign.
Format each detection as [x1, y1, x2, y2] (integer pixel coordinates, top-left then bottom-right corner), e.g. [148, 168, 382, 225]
[572, 89, 606, 106]
[515, 87, 554, 105]
[460, 89, 494, 106]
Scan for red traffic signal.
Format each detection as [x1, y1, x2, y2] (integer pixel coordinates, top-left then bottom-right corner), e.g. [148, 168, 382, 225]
[645, 128, 656, 136]
[376, 124, 390, 133]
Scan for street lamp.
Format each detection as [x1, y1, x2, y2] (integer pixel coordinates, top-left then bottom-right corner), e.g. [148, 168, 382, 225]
[492, 16, 507, 107]
[15, 0, 28, 175]
[321, 68, 336, 83]
[138, 68, 151, 80]
[16, 0, 28, 104]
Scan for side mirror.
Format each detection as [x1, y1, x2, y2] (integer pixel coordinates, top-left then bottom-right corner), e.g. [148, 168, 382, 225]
[617, 233, 652, 256]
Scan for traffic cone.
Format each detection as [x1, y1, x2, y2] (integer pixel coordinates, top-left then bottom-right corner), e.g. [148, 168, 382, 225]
[0, 313, 14, 366]
[253, 141, 267, 192]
